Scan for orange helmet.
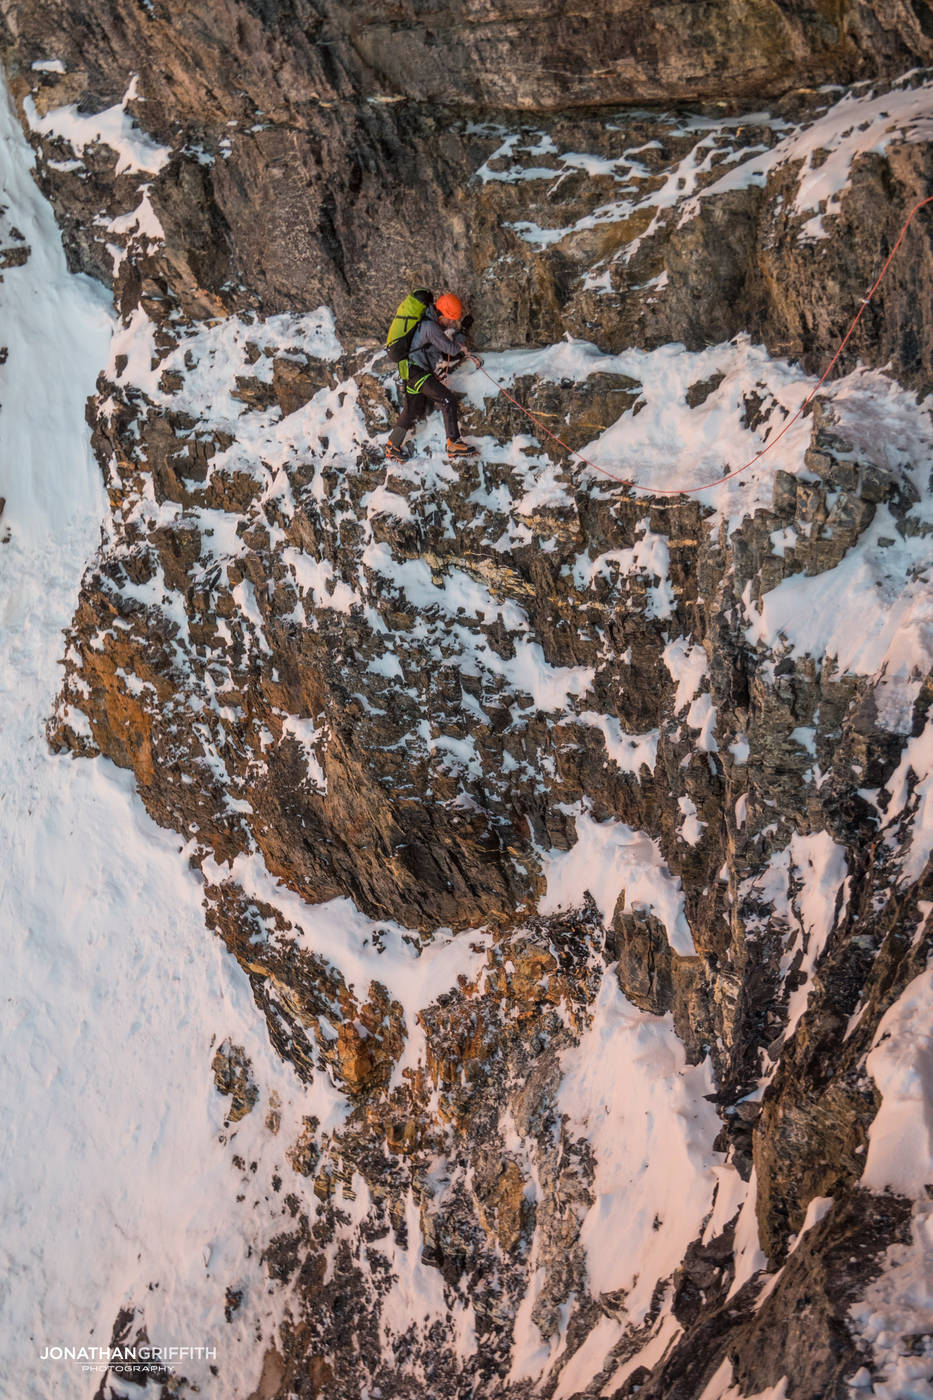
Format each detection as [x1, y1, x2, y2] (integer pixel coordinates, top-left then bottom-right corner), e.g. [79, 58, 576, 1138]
[435, 292, 463, 321]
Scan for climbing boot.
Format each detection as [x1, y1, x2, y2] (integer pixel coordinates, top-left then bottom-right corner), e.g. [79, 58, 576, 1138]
[446, 439, 478, 458]
[385, 442, 409, 463]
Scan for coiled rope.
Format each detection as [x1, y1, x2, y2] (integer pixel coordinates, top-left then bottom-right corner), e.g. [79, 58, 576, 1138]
[474, 194, 933, 497]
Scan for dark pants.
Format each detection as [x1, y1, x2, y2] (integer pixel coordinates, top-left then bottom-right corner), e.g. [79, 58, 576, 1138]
[389, 372, 460, 448]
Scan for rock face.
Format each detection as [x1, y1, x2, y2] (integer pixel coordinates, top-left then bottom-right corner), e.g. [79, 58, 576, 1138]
[3, 0, 933, 377]
[7, 0, 933, 117]
[4, 5, 933, 1398]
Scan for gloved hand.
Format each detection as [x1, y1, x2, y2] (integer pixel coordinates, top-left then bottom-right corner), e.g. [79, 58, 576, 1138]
[460, 313, 474, 333]
[438, 353, 465, 379]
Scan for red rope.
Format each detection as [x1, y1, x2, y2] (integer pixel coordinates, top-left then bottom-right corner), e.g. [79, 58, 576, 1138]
[475, 194, 933, 497]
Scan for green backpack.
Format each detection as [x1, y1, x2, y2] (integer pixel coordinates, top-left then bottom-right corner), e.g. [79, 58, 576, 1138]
[386, 288, 433, 381]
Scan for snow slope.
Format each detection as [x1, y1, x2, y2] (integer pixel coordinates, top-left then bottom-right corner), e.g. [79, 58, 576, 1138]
[0, 78, 292, 1400]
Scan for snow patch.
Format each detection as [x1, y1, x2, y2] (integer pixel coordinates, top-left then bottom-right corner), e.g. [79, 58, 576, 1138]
[540, 810, 695, 954]
[25, 76, 171, 175]
[557, 974, 722, 1320]
[864, 963, 933, 1197]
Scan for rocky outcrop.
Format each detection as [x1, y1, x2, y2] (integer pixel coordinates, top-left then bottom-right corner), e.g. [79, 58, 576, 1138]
[212, 1039, 260, 1122]
[2, 3, 933, 382]
[5, 0, 933, 117]
[41, 300, 933, 1393]
[638, 1192, 914, 1400]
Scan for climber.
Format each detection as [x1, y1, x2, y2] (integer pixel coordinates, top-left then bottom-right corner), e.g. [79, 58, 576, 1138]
[385, 291, 482, 463]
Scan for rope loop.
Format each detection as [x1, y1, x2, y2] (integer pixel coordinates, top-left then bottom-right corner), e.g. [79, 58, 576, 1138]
[475, 195, 933, 498]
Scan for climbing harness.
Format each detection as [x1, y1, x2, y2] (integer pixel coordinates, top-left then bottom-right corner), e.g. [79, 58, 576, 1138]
[474, 194, 933, 498]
